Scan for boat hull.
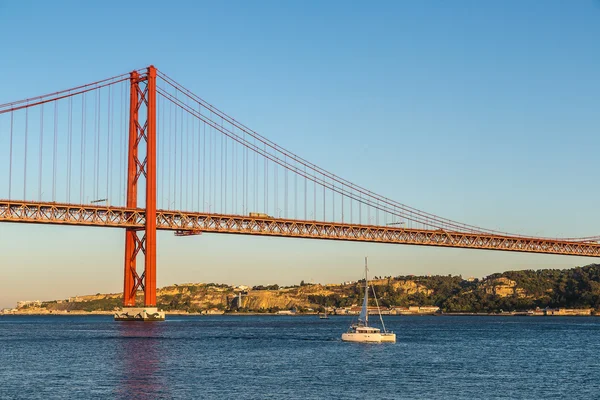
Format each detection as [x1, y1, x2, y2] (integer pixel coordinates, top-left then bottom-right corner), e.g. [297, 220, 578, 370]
[341, 332, 382, 343]
[380, 333, 396, 343]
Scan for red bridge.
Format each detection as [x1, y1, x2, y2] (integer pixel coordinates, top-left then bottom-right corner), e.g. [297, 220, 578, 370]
[1, 66, 598, 309]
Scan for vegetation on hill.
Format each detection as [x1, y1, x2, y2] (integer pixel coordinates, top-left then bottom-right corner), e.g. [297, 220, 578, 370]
[24, 264, 600, 314]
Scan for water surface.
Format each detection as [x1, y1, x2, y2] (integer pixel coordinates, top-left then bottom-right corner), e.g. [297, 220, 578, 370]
[1, 315, 599, 399]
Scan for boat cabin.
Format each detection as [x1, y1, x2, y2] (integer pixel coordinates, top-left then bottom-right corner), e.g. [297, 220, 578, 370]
[350, 325, 381, 334]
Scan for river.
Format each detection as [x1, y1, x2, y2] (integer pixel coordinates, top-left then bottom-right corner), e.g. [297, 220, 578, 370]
[0, 315, 598, 399]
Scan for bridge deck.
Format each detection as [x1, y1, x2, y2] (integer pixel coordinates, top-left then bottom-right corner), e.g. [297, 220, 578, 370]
[1, 200, 599, 257]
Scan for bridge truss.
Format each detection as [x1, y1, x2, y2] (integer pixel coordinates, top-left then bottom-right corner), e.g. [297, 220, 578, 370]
[2, 200, 599, 257]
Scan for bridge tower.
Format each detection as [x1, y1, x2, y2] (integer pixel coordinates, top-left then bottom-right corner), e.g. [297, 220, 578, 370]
[115, 66, 164, 321]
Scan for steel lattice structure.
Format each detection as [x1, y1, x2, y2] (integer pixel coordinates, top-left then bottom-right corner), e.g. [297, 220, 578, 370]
[2, 200, 599, 257]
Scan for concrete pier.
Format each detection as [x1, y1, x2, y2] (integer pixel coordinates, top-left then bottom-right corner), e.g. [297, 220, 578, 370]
[114, 307, 166, 321]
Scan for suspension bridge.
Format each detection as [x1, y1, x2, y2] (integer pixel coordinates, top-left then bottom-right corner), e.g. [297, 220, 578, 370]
[1, 66, 598, 317]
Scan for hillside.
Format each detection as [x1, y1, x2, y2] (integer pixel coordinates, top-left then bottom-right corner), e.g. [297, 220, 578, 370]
[9, 264, 600, 314]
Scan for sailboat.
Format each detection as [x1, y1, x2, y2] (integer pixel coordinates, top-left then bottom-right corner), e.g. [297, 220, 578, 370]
[341, 257, 396, 343]
[319, 308, 329, 319]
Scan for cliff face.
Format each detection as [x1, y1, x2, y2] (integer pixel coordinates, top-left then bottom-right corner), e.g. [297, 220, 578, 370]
[11, 264, 600, 314]
[483, 277, 526, 298]
[391, 280, 433, 296]
[240, 284, 337, 310]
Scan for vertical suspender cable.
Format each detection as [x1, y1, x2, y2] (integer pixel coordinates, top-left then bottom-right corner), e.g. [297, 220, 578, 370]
[174, 98, 178, 209]
[207, 120, 211, 213]
[283, 154, 288, 218]
[180, 106, 184, 209]
[68, 96, 73, 202]
[157, 94, 161, 208]
[264, 142, 268, 214]
[232, 133, 236, 214]
[120, 84, 124, 205]
[23, 107, 28, 200]
[224, 121, 227, 214]
[123, 82, 128, 205]
[185, 110, 190, 210]
[189, 111, 193, 211]
[284, 155, 288, 218]
[245, 136, 248, 215]
[214, 121, 217, 211]
[274, 153, 277, 216]
[202, 122, 205, 212]
[304, 165, 307, 220]
[210, 119, 214, 211]
[157, 93, 161, 208]
[221, 120, 225, 213]
[313, 173, 316, 220]
[38, 104, 44, 200]
[197, 118, 201, 211]
[161, 94, 166, 209]
[212, 121, 216, 212]
[332, 181, 335, 223]
[254, 137, 258, 212]
[323, 179, 326, 221]
[174, 96, 178, 209]
[241, 132, 244, 214]
[168, 99, 172, 209]
[106, 86, 111, 204]
[93, 90, 96, 201]
[53, 101, 58, 202]
[359, 192, 362, 225]
[95, 89, 101, 201]
[341, 184, 344, 223]
[179, 107, 184, 210]
[8, 111, 13, 199]
[81, 94, 86, 204]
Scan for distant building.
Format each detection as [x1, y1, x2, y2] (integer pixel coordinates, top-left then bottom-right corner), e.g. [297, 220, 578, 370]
[544, 308, 592, 316]
[417, 306, 440, 314]
[276, 310, 296, 315]
[391, 306, 439, 315]
[16, 300, 41, 309]
[204, 308, 225, 315]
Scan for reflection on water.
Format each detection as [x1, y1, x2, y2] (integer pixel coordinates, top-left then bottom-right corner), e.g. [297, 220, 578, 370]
[114, 322, 168, 399]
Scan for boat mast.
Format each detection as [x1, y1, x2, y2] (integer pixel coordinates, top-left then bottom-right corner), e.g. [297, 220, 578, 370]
[363, 256, 369, 326]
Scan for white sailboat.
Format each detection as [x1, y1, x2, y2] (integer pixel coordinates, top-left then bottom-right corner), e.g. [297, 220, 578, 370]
[341, 257, 396, 343]
[319, 308, 329, 319]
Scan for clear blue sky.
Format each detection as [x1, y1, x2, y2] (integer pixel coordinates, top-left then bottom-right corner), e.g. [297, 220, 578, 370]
[1, 1, 599, 308]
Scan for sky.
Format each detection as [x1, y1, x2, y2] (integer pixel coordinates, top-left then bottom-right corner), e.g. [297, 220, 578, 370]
[1, 1, 599, 308]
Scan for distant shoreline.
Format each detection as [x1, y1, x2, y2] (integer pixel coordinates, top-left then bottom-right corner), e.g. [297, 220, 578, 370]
[2, 311, 598, 317]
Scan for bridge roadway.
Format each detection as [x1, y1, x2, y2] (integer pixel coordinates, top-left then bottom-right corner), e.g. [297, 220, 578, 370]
[1, 200, 599, 257]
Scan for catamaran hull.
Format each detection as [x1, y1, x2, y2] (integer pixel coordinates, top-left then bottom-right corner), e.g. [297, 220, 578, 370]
[341, 332, 396, 343]
[380, 333, 396, 343]
[341, 333, 383, 343]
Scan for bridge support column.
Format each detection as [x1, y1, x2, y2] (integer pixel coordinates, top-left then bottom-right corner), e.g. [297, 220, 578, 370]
[117, 66, 163, 321]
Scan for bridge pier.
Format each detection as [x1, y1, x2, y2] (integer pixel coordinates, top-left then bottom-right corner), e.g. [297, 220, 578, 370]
[116, 66, 163, 321]
[114, 307, 165, 321]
